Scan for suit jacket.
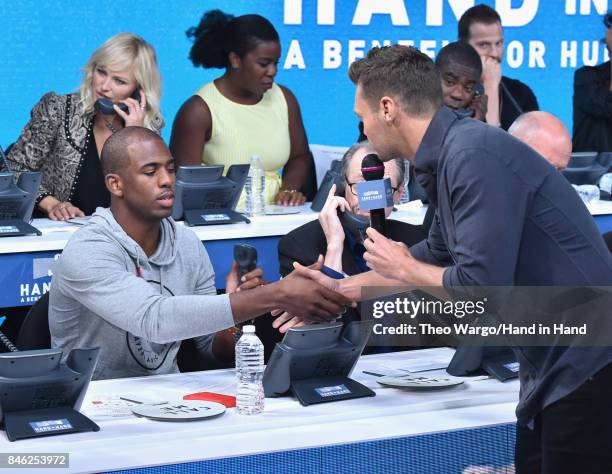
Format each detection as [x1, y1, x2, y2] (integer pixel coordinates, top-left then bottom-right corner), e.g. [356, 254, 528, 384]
[278, 218, 426, 278]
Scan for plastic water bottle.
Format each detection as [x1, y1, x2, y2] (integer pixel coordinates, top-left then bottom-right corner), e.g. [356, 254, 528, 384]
[245, 155, 265, 217]
[572, 184, 600, 205]
[399, 160, 411, 204]
[599, 173, 612, 194]
[235, 325, 264, 415]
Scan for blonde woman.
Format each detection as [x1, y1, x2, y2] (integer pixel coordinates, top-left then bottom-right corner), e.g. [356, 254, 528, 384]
[8, 33, 163, 220]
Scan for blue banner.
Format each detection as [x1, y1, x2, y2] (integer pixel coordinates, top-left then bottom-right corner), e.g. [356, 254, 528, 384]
[0, 1, 609, 149]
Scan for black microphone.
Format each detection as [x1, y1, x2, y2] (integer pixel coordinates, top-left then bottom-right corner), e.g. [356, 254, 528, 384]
[361, 153, 388, 237]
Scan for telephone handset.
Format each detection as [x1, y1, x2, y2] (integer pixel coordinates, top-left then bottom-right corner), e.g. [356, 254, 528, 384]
[94, 89, 142, 115]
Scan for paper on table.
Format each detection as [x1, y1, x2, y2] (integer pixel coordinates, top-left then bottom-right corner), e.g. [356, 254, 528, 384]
[33, 219, 80, 235]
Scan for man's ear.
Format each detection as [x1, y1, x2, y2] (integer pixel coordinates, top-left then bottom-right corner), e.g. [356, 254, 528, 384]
[380, 96, 400, 124]
[106, 173, 123, 198]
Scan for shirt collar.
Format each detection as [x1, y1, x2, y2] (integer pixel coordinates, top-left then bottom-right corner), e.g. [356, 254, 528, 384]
[413, 107, 460, 206]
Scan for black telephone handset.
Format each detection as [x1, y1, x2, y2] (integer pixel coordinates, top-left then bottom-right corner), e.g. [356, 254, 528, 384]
[234, 244, 258, 280]
[455, 83, 485, 119]
[94, 90, 142, 115]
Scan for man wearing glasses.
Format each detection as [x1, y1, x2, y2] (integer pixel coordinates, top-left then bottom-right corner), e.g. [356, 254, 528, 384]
[278, 141, 425, 278]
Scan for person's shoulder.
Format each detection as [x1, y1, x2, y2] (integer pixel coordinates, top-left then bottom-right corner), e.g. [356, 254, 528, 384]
[501, 76, 534, 93]
[574, 61, 610, 80]
[280, 219, 324, 249]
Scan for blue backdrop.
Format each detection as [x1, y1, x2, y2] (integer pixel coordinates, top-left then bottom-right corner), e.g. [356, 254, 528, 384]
[0, 1, 610, 149]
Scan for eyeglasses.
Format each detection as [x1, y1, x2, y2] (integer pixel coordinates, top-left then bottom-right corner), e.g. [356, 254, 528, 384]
[346, 180, 400, 197]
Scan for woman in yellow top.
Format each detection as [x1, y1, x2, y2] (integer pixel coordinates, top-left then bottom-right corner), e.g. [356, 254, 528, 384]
[170, 10, 313, 206]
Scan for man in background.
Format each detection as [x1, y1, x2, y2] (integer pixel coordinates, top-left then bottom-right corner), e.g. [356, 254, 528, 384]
[573, 9, 612, 152]
[458, 4, 538, 130]
[436, 41, 488, 121]
[509, 111, 572, 171]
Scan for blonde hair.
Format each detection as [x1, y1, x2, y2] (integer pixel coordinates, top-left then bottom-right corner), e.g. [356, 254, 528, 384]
[79, 33, 163, 131]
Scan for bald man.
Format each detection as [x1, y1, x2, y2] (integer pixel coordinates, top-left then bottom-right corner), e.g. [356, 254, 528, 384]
[49, 127, 350, 379]
[509, 111, 573, 171]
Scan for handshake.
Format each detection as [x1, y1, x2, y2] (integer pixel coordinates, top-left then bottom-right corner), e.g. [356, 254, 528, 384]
[225, 255, 353, 333]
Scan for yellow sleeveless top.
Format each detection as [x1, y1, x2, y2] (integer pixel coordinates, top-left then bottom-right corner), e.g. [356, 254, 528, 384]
[195, 82, 290, 205]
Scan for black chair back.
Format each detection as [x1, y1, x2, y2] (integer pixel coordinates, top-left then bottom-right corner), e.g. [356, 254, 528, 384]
[16, 292, 50, 350]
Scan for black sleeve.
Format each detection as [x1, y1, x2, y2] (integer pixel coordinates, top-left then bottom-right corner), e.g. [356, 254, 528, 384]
[277, 231, 317, 278]
[573, 66, 612, 120]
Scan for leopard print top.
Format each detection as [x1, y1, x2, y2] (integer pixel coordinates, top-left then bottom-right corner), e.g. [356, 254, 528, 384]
[7, 92, 162, 205]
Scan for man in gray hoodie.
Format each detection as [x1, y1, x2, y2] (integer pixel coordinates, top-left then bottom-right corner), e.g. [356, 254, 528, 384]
[49, 127, 351, 380]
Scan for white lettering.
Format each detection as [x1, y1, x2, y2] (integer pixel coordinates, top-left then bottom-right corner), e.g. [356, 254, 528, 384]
[31, 283, 41, 296]
[283, 0, 302, 24]
[318, 0, 336, 24]
[583, 40, 601, 66]
[352, 0, 410, 26]
[420, 40, 438, 59]
[496, 0, 539, 26]
[561, 40, 578, 68]
[528, 41, 546, 68]
[323, 40, 342, 69]
[283, 40, 306, 69]
[426, 0, 474, 26]
[20, 284, 29, 297]
[348, 40, 367, 65]
[506, 40, 524, 68]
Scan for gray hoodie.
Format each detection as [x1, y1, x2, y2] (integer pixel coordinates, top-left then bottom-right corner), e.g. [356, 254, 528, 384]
[50, 208, 234, 380]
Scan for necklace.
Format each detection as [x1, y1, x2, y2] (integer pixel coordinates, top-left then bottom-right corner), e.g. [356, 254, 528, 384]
[102, 115, 119, 133]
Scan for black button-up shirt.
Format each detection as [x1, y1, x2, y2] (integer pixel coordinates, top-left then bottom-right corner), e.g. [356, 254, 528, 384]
[410, 106, 612, 426]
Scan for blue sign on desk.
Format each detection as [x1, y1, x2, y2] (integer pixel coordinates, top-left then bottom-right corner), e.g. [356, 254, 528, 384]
[0, 251, 59, 307]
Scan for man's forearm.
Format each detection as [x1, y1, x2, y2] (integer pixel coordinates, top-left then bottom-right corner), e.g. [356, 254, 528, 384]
[228, 283, 283, 324]
[338, 261, 445, 302]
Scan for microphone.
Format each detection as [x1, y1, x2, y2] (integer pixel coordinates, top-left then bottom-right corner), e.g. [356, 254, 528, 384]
[359, 154, 392, 237]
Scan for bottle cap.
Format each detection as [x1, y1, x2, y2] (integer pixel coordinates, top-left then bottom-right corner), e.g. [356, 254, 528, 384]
[242, 325, 255, 333]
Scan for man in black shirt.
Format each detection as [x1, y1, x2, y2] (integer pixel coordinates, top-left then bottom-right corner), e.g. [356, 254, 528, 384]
[458, 4, 539, 130]
[572, 11, 612, 152]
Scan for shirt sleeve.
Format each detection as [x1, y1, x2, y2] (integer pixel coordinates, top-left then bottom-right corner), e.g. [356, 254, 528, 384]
[6, 92, 60, 199]
[573, 66, 612, 120]
[440, 147, 529, 288]
[54, 236, 234, 345]
[410, 211, 454, 267]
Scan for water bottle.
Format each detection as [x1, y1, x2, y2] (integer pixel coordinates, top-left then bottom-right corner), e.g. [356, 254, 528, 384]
[572, 184, 600, 205]
[599, 173, 612, 194]
[235, 325, 264, 415]
[399, 160, 411, 204]
[245, 155, 265, 217]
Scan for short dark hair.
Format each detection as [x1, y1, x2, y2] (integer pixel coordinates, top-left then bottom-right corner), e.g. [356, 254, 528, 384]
[187, 10, 279, 69]
[435, 41, 482, 76]
[348, 45, 443, 117]
[101, 126, 164, 176]
[458, 4, 502, 41]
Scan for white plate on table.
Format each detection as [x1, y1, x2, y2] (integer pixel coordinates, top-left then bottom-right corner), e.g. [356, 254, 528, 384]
[131, 400, 226, 421]
[377, 374, 464, 389]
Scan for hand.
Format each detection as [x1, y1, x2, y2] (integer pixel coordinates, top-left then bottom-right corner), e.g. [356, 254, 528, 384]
[469, 94, 488, 122]
[275, 189, 306, 206]
[271, 309, 306, 333]
[225, 261, 266, 294]
[481, 56, 502, 89]
[363, 227, 412, 281]
[48, 201, 85, 221]
[276, 261, 352, 321]
[319, 184, 349, 246]
[114, 90, 146, 127]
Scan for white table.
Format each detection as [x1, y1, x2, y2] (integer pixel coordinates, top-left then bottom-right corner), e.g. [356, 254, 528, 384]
[0, 203, 429, 308]
[0, 348, 520, 473]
